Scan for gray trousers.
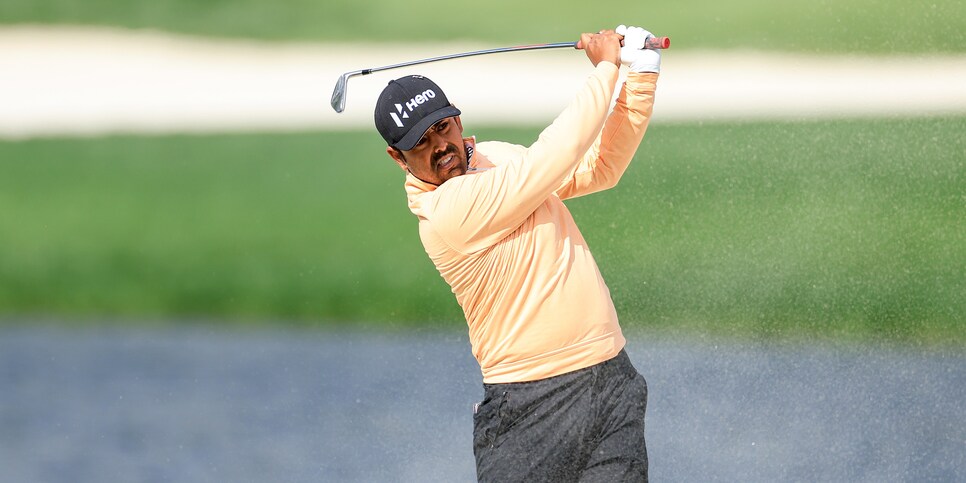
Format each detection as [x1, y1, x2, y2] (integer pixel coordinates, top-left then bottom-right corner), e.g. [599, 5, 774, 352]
[473, 350, 648, 482]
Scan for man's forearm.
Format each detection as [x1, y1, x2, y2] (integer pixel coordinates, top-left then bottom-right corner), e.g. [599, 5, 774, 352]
[556, 72, 658, 199]
[598, 71, 659, 175]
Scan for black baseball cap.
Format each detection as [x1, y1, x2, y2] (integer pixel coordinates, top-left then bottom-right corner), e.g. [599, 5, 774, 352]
[374, 75, 461, 151]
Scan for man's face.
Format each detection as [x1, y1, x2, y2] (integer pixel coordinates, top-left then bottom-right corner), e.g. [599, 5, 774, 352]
[388, 116, 466, 186]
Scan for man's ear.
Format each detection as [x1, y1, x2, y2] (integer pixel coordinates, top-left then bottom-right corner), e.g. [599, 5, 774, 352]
[454, 113, 464, 134]
[386, 146, 408, 172]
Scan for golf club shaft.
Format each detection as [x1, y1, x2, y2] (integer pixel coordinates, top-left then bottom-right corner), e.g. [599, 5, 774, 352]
[361, 42, 573, 76]
[331, 36, 669, 112]
[361, 37, 669, 76]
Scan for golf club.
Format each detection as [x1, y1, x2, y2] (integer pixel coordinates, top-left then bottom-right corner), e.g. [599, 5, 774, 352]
[330, 36, 670, 113]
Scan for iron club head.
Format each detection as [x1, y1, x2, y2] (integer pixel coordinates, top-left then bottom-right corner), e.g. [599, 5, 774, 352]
[330, 72, 351, 113]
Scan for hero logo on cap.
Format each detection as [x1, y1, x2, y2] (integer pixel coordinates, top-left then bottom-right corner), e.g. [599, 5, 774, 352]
[374, 75, 460, 151]
[389, 104, 409, 128]
[388, 89, 436, 128]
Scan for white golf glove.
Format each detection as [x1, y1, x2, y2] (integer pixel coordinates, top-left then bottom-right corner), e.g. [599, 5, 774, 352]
[616, 24, 661, 73]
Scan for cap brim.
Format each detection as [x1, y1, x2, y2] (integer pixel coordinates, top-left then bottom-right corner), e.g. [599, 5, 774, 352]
[392, 105, 462, 151]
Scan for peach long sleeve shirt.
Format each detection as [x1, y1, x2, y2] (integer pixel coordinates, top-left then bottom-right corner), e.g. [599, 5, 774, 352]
[404, 63, 658, 383]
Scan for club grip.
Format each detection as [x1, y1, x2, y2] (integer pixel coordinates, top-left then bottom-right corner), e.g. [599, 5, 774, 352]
[644, 36, 671, 50]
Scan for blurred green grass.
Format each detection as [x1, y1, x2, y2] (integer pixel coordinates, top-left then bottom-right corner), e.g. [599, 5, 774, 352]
[1, 117, 963, 344]
[3, 0, 965, 54]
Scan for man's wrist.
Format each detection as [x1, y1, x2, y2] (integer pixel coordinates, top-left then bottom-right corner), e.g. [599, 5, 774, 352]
[624, 72, 659, 93]
[626, 71, 659, 81]
[596, 60, 621, 72]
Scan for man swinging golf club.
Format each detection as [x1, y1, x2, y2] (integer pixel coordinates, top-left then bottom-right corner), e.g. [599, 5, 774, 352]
[374, 25, 660, 482]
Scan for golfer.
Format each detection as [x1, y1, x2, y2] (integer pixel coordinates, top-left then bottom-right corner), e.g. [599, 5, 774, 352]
[374, 25, 660, 482]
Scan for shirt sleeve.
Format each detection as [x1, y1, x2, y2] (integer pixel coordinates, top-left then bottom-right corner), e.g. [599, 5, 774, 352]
[425, 62, 621, 254]
[554, 72, 658, 200]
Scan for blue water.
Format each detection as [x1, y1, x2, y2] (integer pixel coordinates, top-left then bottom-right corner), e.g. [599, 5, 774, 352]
[1, 326, 963, 482]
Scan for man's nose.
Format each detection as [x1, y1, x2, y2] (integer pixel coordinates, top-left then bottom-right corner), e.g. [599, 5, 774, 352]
[429, 133, 448, 152]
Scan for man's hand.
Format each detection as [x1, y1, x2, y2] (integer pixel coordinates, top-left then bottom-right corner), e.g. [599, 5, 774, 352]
[576, 29, 621, 67]
[616, 24, 661, 73]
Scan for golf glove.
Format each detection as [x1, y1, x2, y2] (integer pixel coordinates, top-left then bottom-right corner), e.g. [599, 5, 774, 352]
[616, 24, 661, 73]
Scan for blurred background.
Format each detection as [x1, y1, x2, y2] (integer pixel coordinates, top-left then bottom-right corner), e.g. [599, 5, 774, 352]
[1, 1, 965, 481]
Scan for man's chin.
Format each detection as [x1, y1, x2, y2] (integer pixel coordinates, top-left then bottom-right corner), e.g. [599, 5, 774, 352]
[439, 163, 467, 183]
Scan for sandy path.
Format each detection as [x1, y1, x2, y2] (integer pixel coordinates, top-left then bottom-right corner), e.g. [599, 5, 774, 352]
[2, 26, 966, 139]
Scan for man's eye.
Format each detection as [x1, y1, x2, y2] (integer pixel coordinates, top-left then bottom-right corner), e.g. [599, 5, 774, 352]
[437, 121, 449, 131]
